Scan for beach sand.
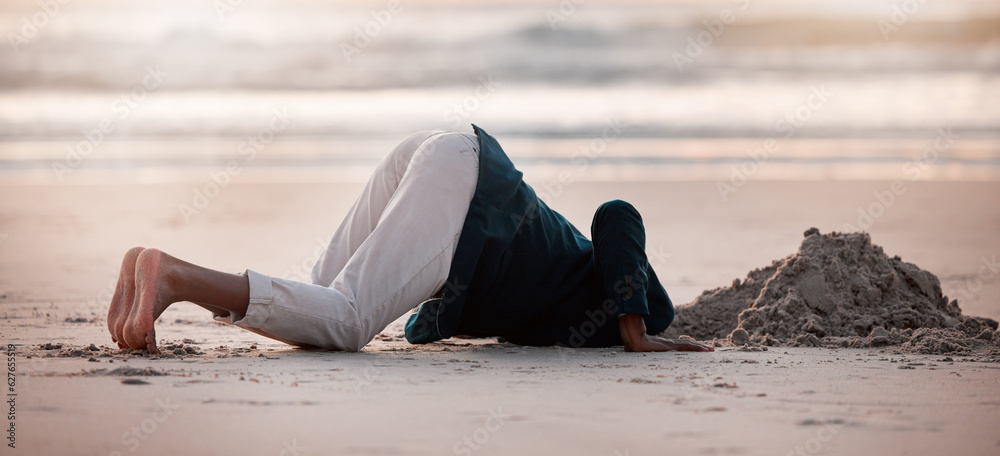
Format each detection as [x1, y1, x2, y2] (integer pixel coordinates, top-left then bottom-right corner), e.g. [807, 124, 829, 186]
[2, 180, 999, 455]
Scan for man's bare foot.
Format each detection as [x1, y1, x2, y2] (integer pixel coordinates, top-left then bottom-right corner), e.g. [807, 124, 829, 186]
[123, 248, 176, 354]
[107, 246, 145, 348]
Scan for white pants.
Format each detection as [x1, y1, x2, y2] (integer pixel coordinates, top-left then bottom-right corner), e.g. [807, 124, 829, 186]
[216, 131, 480, 351]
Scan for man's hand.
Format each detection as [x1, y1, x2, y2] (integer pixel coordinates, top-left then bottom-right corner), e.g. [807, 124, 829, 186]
[618, 313, 714, 352]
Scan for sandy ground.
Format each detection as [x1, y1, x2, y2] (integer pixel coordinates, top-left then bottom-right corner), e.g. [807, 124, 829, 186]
[1, 180, 999, 455]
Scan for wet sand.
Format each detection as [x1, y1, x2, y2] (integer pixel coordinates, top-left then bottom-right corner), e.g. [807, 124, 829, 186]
[2, 180, 999, 455]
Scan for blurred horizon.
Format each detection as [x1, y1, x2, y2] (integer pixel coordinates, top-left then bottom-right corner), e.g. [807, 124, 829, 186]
[1, 0, 999, 183]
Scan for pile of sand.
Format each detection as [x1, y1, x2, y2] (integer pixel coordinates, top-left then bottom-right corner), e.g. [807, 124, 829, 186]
[663, 228, 999, 355]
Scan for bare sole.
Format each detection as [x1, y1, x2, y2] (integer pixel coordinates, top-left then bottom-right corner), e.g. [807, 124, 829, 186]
[106, 246, 144, 348]
[124, 248, 169, 354]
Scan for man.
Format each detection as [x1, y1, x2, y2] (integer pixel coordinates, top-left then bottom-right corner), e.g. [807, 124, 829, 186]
[106, 126, 713, 354]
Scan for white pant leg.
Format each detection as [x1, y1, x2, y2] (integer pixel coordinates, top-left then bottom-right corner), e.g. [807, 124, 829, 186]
[224, 132, 480, 351]
[311, 130, 443, 287]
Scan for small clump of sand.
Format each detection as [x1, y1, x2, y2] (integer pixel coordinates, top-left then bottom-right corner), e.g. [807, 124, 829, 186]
[663, 228, 999, 355]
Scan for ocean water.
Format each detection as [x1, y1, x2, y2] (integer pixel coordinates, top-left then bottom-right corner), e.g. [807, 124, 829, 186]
[1, 0, 998, 182]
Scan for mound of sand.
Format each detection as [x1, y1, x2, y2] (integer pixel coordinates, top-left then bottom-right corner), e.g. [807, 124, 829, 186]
[663, 228, 999, 355]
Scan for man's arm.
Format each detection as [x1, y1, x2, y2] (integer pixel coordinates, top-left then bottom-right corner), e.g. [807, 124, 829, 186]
[618, 314, 714, 352]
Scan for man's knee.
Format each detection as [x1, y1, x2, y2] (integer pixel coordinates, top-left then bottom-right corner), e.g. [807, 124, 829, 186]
[406, 132, 478, 180]
[387, 131, 442, 163]
[415, 132, 473, 158]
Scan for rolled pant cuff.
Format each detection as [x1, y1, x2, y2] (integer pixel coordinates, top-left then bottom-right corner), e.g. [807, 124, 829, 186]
[215, 269, 274, 329]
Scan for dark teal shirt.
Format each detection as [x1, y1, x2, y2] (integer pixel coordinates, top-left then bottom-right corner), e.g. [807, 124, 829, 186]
[405, 125, 673, 347]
